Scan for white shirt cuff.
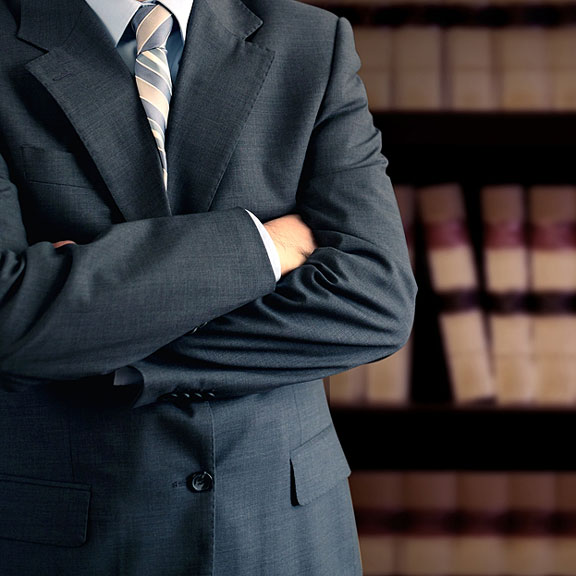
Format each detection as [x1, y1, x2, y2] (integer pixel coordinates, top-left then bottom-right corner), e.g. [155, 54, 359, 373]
[245, 210, 281, 282]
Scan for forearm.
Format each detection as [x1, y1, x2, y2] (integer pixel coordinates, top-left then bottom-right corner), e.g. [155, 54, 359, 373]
[129, 162, 416, 405]
[125, 16, 418, 405]
[0, 207, 276, 382]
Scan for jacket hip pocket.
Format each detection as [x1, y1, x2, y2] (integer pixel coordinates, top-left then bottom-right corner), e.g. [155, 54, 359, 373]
[290, 423, 351, 506]
[0, 473, 91, 547]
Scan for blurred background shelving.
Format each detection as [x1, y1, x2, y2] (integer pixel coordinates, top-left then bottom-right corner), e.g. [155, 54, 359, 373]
[300, 1, 576, 572]
[328, 113, 576, 435]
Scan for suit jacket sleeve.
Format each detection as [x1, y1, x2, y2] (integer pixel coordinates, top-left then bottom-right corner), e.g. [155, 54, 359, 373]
[129, 17, 418, 405]
[0, 154, 277, 384]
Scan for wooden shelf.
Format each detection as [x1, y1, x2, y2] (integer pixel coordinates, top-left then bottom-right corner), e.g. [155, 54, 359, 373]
[374, 112, 576, 147]
[308, 2, 576, 26]
[372, 113, 576, 185]
[331, 405, 576, 470]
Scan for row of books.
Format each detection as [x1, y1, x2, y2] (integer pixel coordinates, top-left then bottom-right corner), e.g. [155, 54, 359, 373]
[351, 470, 576, 575]
[330, 183, 576, 407]
[351, 25, 576, 110]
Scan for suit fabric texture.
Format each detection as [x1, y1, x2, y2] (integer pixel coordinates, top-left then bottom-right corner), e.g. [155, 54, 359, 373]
[0, 0, 417, 574]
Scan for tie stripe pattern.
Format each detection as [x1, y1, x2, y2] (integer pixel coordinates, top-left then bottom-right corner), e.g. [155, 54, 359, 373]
[132, 3, 174, 188]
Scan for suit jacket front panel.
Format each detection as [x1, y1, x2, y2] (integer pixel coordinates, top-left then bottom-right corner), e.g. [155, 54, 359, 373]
[1, 0, 328, 239]
[0, 381, 358, 576]
[0, 0, 371, 574]
[0, 0, 281, 383]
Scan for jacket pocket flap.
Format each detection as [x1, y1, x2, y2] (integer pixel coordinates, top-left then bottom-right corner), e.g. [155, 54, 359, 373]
[290, 424, 351, 506]
[0, 474, 90, 547]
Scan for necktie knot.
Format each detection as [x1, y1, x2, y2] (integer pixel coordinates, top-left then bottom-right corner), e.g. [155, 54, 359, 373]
[132, 3, 174, 54]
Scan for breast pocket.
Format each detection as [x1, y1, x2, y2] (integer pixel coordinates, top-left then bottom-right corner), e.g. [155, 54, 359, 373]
[22, 147, 97, 189]
[290, 423, 351, 506]
[0, 474, 91, 547]
[20, 147, 121, 243]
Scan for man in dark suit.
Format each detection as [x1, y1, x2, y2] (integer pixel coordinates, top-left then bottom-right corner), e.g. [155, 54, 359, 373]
[0, 0, 416, 573]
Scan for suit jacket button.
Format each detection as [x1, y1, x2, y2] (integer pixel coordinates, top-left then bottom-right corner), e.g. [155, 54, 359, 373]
[159, 392, 180, 403]
[158, 392, 193, 408]
[187, 471, 214, 493]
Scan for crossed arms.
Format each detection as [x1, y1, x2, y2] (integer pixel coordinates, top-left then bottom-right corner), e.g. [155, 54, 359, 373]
[0, 18, 417, 400]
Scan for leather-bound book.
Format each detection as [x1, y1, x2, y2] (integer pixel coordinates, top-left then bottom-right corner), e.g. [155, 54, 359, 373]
[354, 26, 392, 112]
[327, 365, 366, 407]
[529, 186, 576, 404]
[446, 28, 496, 110]
[453, 473, 508, 576]
[505, 473, 555, 575]
[392, 27, 443, 110]
[554, 473, 576, 574]
[482, 185, 535, 404]
[549, 26, 576, 111]
[349, 471, 403, 575]
[495, 27, 550, 110]
[396, 472, 457, 576]
[418, 184, 494, 404]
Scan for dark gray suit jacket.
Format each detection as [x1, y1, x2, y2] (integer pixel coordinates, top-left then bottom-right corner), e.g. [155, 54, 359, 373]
[0, 0, 417, 573]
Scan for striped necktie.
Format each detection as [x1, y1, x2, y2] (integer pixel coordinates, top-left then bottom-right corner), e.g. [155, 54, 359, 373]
[132, 2, 174, 189]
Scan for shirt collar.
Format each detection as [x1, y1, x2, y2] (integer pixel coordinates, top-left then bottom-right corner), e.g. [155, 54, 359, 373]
[84, 0, 194, 46]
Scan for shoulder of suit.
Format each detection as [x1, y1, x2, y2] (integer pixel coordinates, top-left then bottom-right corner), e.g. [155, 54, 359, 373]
[242, 0, 339, 37]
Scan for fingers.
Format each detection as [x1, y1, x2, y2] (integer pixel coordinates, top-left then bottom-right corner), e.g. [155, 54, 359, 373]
[263, 214, 317, 276]
[52, 240, 76, 249]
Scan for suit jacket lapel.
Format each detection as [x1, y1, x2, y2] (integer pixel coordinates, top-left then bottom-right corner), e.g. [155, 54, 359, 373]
[19, 0, 170, 221]
[165, 0, 275, 214]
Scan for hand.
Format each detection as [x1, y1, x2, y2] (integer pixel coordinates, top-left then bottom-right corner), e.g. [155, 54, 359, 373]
[263, 214, 317, 276]
[52, 240, 76, 249]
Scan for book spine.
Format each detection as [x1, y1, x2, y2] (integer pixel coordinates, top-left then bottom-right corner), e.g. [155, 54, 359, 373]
[396, 472, 458, 575]
[392, 27, 443, 110]
[327, 365, 367, 407]
[350, 471, 403, 576]
[529, 186, 576, 404]
[495, 27, 551, 110]
[354, 26, 392, 112]
[418, 183, 494, 403]
[446, 28, 496, 111]
[505, 472, 556, 575]
[453, 472, 508, 575]
[549, 26, 576, 111]
[553, 473, 576, 574]
[482, 185, 535, 404]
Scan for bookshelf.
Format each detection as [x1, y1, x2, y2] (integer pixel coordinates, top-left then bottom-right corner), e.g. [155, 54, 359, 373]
[302, 3, 576, 572]
[375, 112, 576, 181]
[329, 112, 576, 468]
[296, 0, 576, 576]
[332, 405, 576, 470]
[312, 5, 576, 464]
[381, 111, 576, 398]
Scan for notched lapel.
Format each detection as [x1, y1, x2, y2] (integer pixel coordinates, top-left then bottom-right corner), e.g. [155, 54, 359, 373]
[19, 0, 170, 222]
[165, 0, 275, 214]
